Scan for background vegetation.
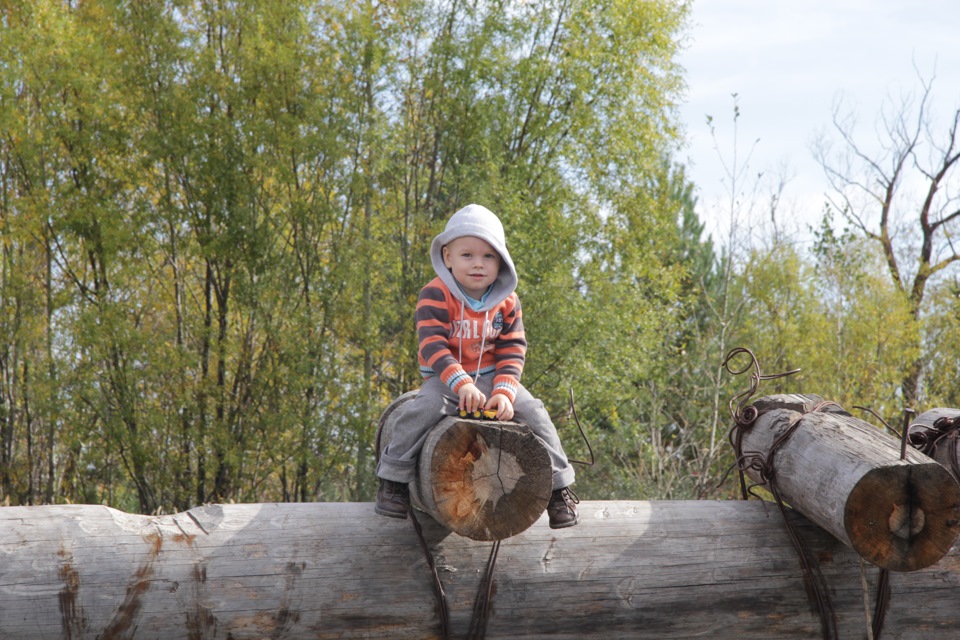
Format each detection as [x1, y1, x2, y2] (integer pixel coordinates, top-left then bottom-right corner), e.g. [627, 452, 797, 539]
[2, 0, 958, 513]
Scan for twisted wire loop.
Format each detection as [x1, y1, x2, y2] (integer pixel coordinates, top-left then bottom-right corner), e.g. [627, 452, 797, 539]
[723, 347, 802, 427]
[722, 347, 802, 499]
[721, 348, 838, 639]
[911, 414, 960, 479]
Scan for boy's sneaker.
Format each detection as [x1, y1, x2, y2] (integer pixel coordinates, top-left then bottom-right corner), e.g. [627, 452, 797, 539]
[548, 487, 580, 529]
[375, 479, 410, 519]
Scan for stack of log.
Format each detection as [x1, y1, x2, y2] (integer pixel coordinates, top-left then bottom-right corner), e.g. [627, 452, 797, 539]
[2, 392, 960, 638]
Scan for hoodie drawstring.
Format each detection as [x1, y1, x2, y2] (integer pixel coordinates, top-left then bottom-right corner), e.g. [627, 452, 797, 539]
[458, 302, 464, 365]
[475, 310, 488, 381]
[457, 302, 488, 383]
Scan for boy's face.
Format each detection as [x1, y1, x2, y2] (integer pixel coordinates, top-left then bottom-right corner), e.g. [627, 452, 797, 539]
[442, 236, 501, 299]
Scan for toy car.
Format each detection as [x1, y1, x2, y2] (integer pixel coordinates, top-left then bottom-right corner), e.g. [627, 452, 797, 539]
[458, 408, 498, 420]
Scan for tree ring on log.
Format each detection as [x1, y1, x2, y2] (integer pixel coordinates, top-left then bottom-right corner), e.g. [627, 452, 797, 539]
[420, 419, 553, 541]
[844, 463, 960, 572]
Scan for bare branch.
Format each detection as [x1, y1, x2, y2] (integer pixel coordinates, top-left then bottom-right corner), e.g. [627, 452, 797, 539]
[814, 68, 960, 404]
[928, 253, 960, 279]
[921, 107, 960, 236]
[941, 207, 960, 227]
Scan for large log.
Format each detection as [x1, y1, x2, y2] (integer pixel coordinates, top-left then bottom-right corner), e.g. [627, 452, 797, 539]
[376, 392, 552, 541]
[737, 394, 960, 571]
[2, 501, 960, 639]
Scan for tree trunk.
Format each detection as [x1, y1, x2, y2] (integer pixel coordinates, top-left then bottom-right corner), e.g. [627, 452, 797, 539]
[2, 500, 960, 639]
[737, 395, 960, 572]
[376, 392, 552, 541]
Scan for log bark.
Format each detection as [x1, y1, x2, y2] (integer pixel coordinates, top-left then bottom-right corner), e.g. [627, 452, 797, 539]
[738, 394, 960, 571]
[3, 501, 960, 639]
[376, 392, 552, 541]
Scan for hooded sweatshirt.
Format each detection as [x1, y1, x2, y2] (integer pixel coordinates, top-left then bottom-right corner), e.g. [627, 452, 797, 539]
[416, 204, 525, 403]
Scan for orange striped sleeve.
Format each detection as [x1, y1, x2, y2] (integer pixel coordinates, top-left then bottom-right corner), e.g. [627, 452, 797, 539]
[416, 281, 470, 392]
[491, 293, 526, 402]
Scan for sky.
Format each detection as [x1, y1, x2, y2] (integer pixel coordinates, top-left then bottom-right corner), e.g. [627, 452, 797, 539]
[677, 0, 960, 245]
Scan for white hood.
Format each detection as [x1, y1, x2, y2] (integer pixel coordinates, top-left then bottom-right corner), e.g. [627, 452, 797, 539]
[430, 204, 518, 310]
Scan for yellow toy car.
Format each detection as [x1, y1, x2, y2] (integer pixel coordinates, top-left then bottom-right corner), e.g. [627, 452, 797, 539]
[458, 408, 498, 420]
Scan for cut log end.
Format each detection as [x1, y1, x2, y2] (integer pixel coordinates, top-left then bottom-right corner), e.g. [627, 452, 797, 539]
[377, 395, 554, 541]
[844, 463, 960, 572]
[428, 419, 552, 541]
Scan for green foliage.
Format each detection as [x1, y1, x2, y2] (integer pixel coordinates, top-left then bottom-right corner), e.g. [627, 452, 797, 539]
[0, 0, 692, 509]
[923, 276, 960, 408]
[4, 1, 957, 513]
[802, 218, 919, 414]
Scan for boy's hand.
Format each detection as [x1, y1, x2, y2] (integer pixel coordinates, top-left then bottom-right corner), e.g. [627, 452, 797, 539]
[485, 394, 514, 421]
[458, 383, 486, 414]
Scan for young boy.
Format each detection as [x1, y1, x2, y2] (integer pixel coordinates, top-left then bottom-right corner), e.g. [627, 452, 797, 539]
[375, 203, 579, 529]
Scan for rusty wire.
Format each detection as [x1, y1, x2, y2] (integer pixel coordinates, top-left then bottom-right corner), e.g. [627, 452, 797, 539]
[873, 566, 891, 639]
[852, 405, 915, 461]
[722, 347, 801, 499]
[841, 405, 928, 640]
[908, 413, 960, 480]
[467, 540, 501, 640]
[459, 390, 595, 638]
[723, 346, 801, 428]
[409, 508, 451, 639]
[566, 388, 595, 467]
[405, 388, 597, 640]
[721, 347, 839, 640]
[409, 501, 506, 640]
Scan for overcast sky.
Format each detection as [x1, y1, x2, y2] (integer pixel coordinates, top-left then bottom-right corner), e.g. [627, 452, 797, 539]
[677, 0, 960, 244]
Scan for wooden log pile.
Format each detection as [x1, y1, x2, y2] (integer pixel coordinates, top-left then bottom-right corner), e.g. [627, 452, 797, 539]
[2, 500, 960, 639]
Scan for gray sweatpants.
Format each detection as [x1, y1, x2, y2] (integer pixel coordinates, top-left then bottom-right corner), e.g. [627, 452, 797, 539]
[376, 374, 576, 490]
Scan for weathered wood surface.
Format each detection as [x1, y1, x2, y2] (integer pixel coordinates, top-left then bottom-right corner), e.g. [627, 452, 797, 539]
[3, 501, 960, 639]
[376, 391, 552, 541]
[740, 395, 960, 571]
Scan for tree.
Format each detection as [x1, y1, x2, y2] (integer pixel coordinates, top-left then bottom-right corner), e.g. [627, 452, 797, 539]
[804, 219, 919, 415]
[815, 74, 960, 407]
[0, 0, 693, 510]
